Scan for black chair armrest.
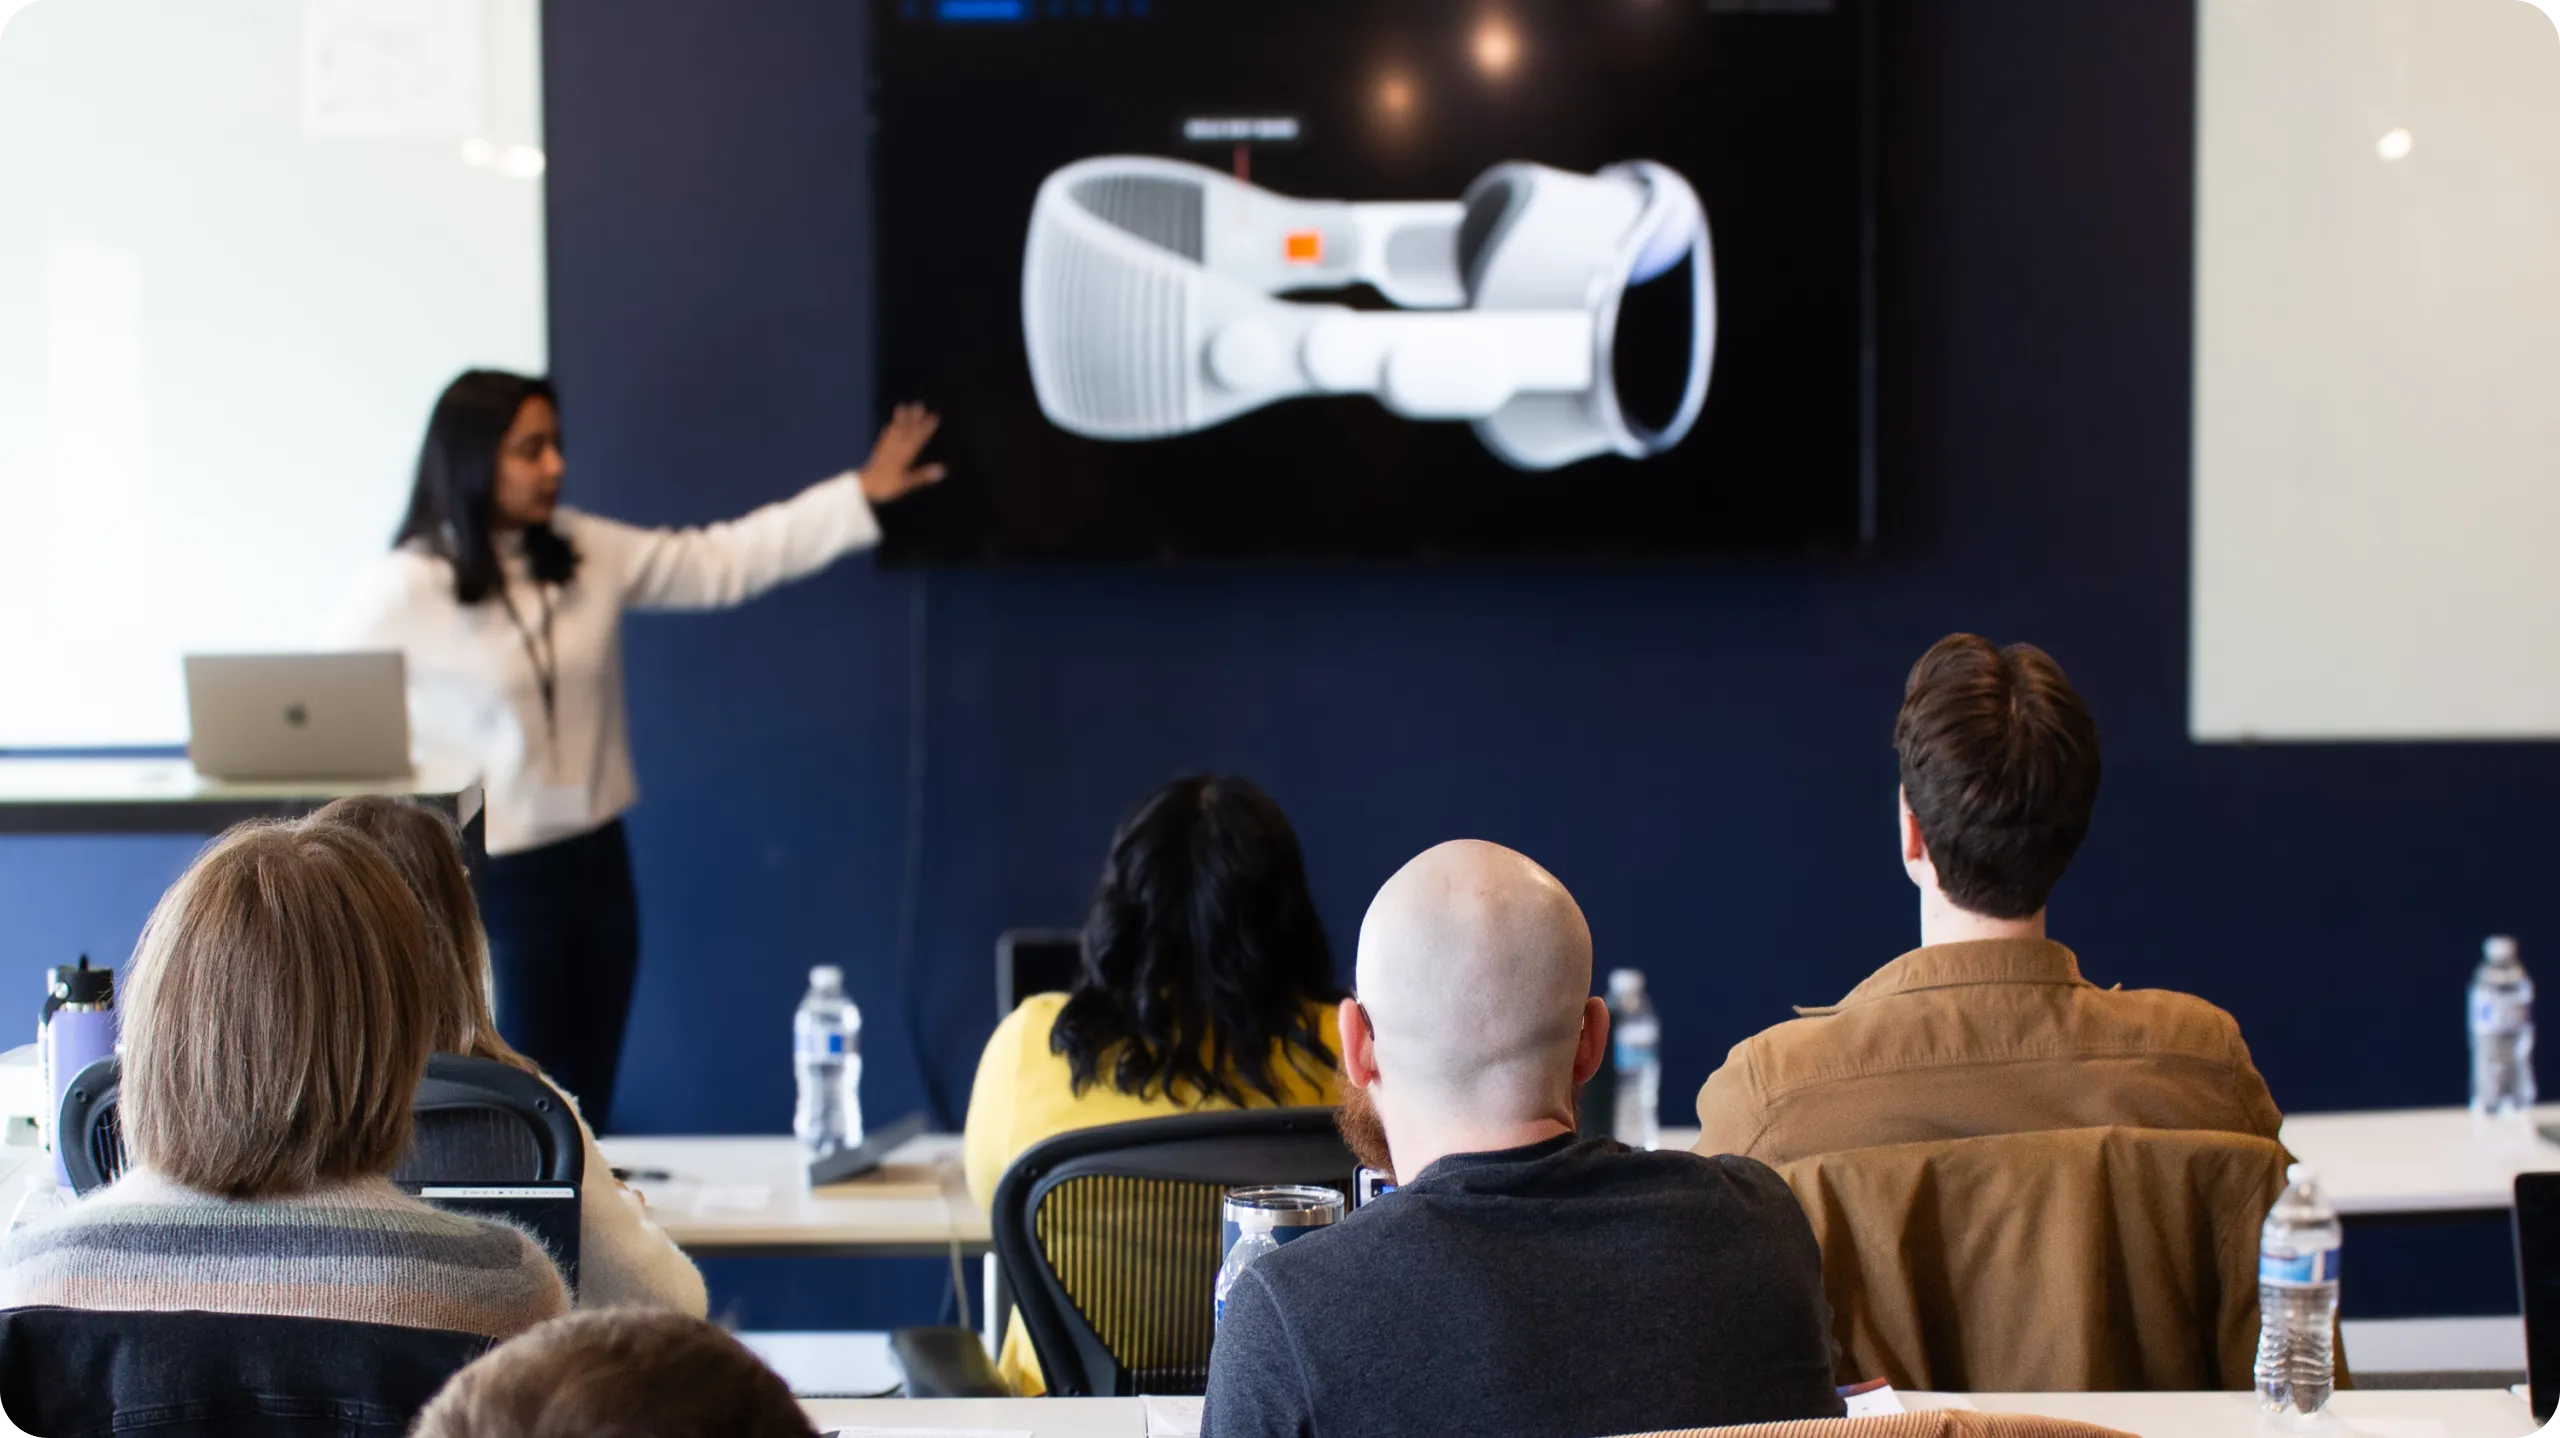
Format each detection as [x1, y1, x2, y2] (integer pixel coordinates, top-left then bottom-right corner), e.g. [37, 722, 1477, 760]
[887, 1325, 1010, 1398]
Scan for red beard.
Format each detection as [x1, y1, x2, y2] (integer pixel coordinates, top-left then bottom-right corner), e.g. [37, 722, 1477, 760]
[1333, 1080, 1395, 1175]
[1333, 1078, 1591, 1181]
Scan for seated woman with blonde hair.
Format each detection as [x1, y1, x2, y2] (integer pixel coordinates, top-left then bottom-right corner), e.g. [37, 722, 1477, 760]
[0, 820, 567, 1338]
[311, 795, 707, 1315]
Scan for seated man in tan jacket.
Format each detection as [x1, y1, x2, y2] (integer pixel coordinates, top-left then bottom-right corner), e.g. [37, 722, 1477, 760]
[1695, 633, 2282, 1166]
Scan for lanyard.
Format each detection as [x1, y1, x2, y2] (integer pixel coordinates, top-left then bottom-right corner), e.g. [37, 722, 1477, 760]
[493, 580, 559, 746]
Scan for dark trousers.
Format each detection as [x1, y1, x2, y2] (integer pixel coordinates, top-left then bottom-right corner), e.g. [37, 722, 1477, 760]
[476, 819, 640, 1133]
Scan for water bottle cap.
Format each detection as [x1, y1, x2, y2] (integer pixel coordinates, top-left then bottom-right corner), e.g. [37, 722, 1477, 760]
[2487, 936, 2520, 964]
[1608, 969, 1645, 996]
[47, 955, 113, 1006]
[809, 965, 844, 990]
[2287, 1162, 2315, 1187]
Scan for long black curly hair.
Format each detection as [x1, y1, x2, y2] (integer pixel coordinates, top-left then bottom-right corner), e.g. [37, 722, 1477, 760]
[1050, 775, 1342, 1105]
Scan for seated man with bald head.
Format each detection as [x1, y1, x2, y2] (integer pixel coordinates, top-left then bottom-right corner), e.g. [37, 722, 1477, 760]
[1202, 841, 1842, 1438]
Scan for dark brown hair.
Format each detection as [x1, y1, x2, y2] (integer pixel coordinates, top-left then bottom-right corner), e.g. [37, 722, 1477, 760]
[413, 1311, 815, 1438]
[1053, 774, 1341, 1105]
[1893, 634, 2102, 919]
[123, 821, 442, 1197]
[308, 796, 539, 1077]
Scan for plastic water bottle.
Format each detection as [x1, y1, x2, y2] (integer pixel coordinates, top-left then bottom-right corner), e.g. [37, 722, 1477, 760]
[2253, 1163, 2343, 1416]
[1215, 1228, 1278, 1326]
[792, 965, 863, 1158]
[1608, 969, 1661, 1150]
[2470, 935, 2535, 1119]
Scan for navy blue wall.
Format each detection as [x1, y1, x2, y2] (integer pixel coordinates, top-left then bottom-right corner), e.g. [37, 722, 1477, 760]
[5, 0, 2548, 1322]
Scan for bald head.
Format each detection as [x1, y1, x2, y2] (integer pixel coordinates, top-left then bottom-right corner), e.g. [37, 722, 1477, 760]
[1355, 841, 1595, 1122]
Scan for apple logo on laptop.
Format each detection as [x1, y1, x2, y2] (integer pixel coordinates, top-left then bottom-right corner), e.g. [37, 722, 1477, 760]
[283, 703, 309, 728]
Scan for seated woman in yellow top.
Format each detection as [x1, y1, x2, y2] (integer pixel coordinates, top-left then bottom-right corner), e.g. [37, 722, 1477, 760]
[963, 774, 1344, 1394]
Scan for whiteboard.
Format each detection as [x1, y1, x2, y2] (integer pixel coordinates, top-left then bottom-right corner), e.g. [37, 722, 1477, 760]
[0, 0, 544, 747]
[2193, 0, 2560, 741]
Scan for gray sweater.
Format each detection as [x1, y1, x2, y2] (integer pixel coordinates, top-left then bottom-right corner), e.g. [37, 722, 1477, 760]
[0, 1171, 569, 1339]
[1202, 1135, 1843, 1438]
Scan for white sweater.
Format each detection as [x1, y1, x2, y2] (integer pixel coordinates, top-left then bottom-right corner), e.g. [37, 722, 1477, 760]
[334, 475, 880, 856]
[559, 1083, 709, 1315]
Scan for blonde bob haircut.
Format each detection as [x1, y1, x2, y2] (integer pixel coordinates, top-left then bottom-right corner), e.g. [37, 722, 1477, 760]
[122, 819, 443, 1198]
[308, 795, 538, 1077]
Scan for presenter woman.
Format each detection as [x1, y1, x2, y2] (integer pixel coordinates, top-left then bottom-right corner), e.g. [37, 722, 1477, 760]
[336, 370, 943, 1131]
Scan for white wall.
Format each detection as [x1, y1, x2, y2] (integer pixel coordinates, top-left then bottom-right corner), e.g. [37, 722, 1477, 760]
[2193, 0, 2560, 740]
[0, 0, 544, 747]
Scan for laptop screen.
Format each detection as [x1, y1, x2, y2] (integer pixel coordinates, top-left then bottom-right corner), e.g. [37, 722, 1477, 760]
[996, 931, 1082, 1018]
[2516, 1172, 2560, 1419]
[409, 1183, 581, 1296]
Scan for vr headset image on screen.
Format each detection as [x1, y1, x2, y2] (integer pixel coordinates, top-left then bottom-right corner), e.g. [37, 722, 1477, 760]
[1021, 155, 1715, 471]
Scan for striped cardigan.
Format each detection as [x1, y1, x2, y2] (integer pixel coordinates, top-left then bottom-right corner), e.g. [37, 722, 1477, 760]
[0, 1170, 568, 1339]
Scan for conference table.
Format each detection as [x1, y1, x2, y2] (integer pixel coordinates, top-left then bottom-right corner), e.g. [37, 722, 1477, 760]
[602, 1110, 2560, 1264]
[0, 754, 482, 843]
[799, 1390, 2542, 1437]
[599, 1133, 990, 1259]
[1665, 1107, 2560, 1219]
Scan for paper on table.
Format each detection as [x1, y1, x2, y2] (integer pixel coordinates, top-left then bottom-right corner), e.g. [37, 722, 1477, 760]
[693, 1184, 774, 1213]
[2335, 1424, 2447, 1438]
[1143, 1393, 1206, 1436]
[1840, 1382, 1905, 1418]
[303, 0, 486, 138]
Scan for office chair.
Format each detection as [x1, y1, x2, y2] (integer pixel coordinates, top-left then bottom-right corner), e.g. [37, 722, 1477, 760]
[59, 1053, 583, 1194]
[988, 1107, 1355, 1396]
[0, 1305, 494, 1438]
[1778, 1125, 2295, 1392]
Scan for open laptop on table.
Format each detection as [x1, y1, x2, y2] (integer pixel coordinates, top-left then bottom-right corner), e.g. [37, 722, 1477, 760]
[184, 652, 411, 781]
[995, 929, 1081, 1019]
[2516, 1171, 2560, 1418]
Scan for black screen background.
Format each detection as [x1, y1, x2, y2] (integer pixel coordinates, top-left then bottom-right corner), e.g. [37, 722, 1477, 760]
[872, 0, 1873, 563]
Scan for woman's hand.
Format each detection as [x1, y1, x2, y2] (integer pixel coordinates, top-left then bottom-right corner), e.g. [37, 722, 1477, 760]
[859, 402, 947, 504]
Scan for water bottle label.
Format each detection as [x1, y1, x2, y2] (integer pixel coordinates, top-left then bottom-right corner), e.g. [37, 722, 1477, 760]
[2260, 1245, 2342, 1285]
[2474, 992, 2530, 1034]
[1614, 1038, 1657, 1070]
[796, 1030, 846, 1059]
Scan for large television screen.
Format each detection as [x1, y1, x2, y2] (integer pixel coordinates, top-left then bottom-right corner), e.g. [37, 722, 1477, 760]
[872, 0, 1873, 563]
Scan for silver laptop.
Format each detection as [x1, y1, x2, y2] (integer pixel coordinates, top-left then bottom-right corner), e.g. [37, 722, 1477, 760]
[184, 652, 412, 781]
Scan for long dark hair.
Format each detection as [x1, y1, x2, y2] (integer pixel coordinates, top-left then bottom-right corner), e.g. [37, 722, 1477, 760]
[394, 370, 580, 604]
[1051, 775, 1343, 1105]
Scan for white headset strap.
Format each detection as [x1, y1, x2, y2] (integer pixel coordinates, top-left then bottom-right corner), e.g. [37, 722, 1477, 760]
[1204, 305, 1596, 422]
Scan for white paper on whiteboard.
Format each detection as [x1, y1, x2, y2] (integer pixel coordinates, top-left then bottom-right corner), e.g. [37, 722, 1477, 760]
[303, 0, 485, 138]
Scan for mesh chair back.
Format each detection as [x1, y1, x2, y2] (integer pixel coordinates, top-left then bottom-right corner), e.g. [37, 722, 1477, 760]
[394, 1057, 583, 1185]
[991, 1107, 1355, 1397]
[59, 1055, 582, 1196]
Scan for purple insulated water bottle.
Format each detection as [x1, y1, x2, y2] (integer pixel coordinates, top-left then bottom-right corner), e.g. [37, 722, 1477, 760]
[39, 958, 116, 1187]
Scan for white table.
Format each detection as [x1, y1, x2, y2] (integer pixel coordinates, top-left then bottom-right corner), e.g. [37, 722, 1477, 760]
[795, 1392, 2538, 1437]
[2280, 1107, 2560, 1218]
[1916, 1389, 2536, 1436]
[599, 1133, 990, 1258]
[1668, 1109, 2560, 1219]
[0, 754, 482, 840]
[803, 1396, 1136, 1436]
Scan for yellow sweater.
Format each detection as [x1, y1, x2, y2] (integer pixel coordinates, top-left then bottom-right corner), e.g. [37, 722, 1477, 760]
[961, 991, 1343, 1394]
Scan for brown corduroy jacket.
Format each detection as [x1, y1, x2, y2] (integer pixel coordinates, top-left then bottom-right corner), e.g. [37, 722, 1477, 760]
[1693, 939, 2284, 1168]
[1774, 1125, 2294, 1392]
